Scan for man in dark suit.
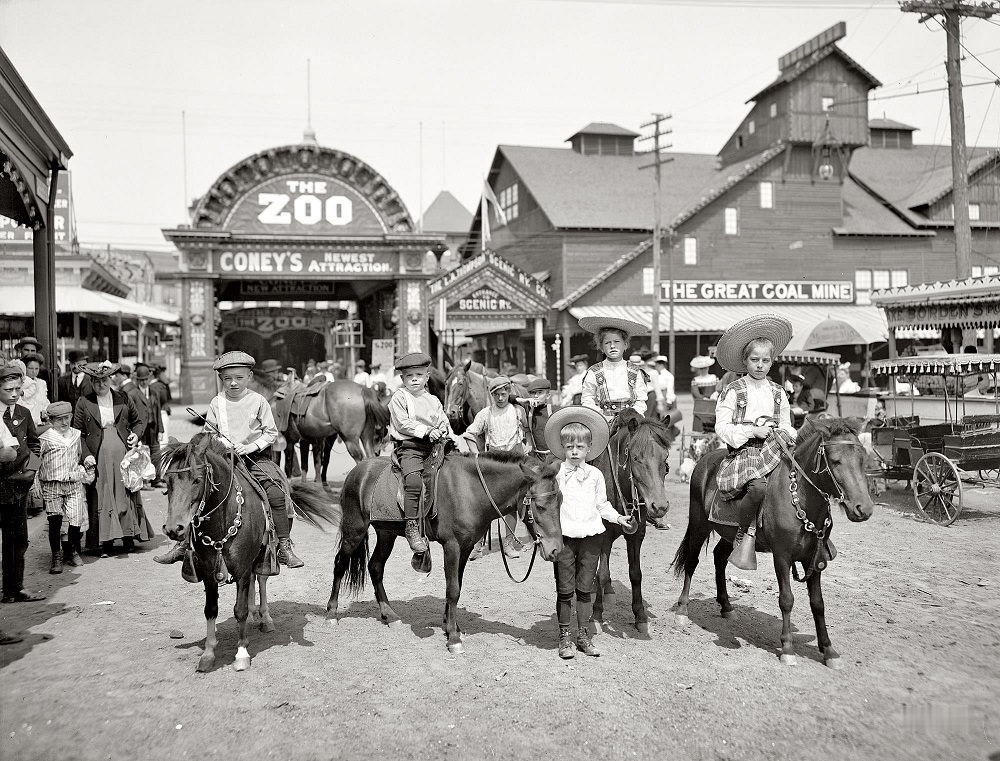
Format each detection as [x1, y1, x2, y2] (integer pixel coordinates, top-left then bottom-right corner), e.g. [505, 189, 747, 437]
[149, 365, 172, 443]
[14, 336, 51, 389]
[133, 364, 164, 486]
[0, 363, 43, 604]
[58, 350, 92, 407]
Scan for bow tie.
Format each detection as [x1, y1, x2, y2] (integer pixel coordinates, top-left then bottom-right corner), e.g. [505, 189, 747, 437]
[560, 464, 588, 483]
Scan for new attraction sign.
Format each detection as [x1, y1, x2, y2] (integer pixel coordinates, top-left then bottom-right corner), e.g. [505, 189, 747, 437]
[661, 280, 854, 303]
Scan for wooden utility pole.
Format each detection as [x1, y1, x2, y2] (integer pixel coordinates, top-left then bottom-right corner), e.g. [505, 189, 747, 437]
[639, 113, 673, 368]
[900, 1, 999, 279]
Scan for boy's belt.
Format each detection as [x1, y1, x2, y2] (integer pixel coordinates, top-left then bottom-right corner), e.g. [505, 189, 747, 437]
[599, 400, 631, 413]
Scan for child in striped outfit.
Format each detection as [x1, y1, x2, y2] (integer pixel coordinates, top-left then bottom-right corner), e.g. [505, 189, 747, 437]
[39, 401, 95, 573]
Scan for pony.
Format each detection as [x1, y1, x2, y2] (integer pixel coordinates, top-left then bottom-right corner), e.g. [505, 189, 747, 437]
[671, 417, 874, 668]
[161, 434, 341, 672]
[325, 450, 564, 654]
[443, 359, 527, 434]
[295, 380, 390, 482]
[590, 409, 675, 635]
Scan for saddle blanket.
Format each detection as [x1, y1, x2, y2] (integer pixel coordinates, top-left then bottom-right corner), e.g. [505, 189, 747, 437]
[366, 458, 434, 523]
[707, 487, 757, 528]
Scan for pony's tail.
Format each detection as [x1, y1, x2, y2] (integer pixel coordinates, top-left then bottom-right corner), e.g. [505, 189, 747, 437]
[670, 523, 701, 579]
[342, 531, 369, 598]
[289, 482, 342, 531]
[361, 387, 390, 443]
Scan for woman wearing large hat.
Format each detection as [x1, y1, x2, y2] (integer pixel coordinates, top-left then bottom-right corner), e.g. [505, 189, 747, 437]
[689, 355, 719, 401]
[576, 316, 649, 422]
[714, 315, 797, 571]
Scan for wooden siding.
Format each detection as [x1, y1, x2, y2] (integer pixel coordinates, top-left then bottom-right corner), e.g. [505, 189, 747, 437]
[926, 161, 1000, 223]
[719, 101, 788, 167]
[787, 57, 870, 146]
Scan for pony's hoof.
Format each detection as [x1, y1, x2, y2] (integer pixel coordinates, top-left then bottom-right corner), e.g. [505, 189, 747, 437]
[674, 614, 690, 628]
[259, 620, 275, 633]
[825, 657, 843, 670]
[720, 608, 734, 619]
[591, 620, 604, 635]
[196, 656, 214, 673]
[779, 653, 798, 666]
[635, 622, 649, 636]
[447, 641, 464, 655]
[388, 618, 403, 629]
[326, 616, 339, 626]
[234, 655, 251, 671]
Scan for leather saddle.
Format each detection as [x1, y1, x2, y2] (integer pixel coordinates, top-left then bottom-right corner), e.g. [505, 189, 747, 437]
[367, 441, 450, 522]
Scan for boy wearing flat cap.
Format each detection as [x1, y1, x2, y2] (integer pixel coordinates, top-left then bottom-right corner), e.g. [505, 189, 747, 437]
[387, 352, 454, 553]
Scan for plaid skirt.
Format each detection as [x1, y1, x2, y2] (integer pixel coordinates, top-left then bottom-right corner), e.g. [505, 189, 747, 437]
[717, 430, 793, 501]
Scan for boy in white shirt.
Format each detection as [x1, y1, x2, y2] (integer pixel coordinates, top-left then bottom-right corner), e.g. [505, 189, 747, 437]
[543, 406, 631, 660]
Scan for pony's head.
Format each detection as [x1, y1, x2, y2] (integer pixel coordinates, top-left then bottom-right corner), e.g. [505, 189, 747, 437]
[798, 417, 874, 523]
[519, 456, 564, 561]
[613, 409, 674, 519]
[444, 360, 470, 422]
[160, 433, 227, 539]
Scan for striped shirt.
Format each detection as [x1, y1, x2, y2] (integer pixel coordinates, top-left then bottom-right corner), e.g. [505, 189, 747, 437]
[204, 390, 277, 452]
[39, 427, 86, 482]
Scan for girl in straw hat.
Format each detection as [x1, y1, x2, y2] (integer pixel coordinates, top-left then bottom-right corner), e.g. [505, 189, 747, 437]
[714, 315, 797, 571]
[576, 316, 649, 422]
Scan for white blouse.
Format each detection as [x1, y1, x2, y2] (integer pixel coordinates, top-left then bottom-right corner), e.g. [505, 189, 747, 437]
[715, 376, 796, 449]
[96, 392, 115, 428]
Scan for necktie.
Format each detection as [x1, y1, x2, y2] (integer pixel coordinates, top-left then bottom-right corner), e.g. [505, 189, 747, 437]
[75, 373, 82, 387]
[3, 407, 12, 426]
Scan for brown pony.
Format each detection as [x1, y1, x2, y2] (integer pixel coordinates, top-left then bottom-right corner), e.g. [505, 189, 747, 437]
[671, 417, 874, 668]
[443, 359, 527, 434]
[296, 380, 389, 482]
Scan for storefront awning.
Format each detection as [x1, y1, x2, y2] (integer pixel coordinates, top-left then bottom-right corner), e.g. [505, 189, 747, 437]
[0, 286, 179, 323]
[568, 304, 888, 349]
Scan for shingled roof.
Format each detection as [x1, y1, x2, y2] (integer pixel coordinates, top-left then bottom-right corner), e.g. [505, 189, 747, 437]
[422, 190, 472, 234]
[565, 122, 640, 141]
[748, 43, 881, 104]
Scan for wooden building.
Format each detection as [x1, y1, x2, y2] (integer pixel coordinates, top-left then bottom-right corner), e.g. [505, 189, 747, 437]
[460, 22, 1000, 387]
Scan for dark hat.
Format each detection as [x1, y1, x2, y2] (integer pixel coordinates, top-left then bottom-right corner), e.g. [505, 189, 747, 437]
[543, 406, 610, 461]
[21, 352, 43, 365]
[394, 352, 432, 371]
[15, 336, 41, 351]
[527, 378, 551, 392]
[510, 373, 532, 386]
[568, 354, 589, 365]
[134, 365, 153, 380]
[213, 351, 256, 371]
[68, 350, 89, 363]
[789, 372, 807, 384]
[46, 401, 73, 418]
[81, 361, 120, 380]
[0, 363, 25, 380]
[260, 359, 282, 373]
[355, 359, 367, 368]
[115, 363, 133, 377]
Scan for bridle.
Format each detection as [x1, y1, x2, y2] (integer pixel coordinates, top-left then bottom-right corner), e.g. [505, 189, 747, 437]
[473, 453, 560, 583]
[445, 372, 468, 421]
[607, 421, 668, 527]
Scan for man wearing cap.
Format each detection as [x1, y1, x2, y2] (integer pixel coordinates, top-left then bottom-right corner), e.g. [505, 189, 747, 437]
[15, 337, 51, 389]
[352, 359, 371, 387]
[561, 354, 590, 407]
[149, 366, 173, 445]
[0, 362, 44, 604]
[387, 352, 454, 553]
[520, 378, 553, 457]
[134, 365, 164, 487]
[58, 350, 92, 408]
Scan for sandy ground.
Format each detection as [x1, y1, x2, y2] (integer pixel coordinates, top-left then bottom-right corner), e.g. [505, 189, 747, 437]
[2, 404, 998, 761]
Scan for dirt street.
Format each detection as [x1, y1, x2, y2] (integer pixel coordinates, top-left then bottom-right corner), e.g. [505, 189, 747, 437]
[2, 416, 998, 761]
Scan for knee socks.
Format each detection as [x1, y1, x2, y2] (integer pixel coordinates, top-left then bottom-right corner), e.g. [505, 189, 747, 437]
[272, 508, 290, 540]
[47, 515, 63, 556]
[67, 525, 82, 554]
[576, 590, 593, 633]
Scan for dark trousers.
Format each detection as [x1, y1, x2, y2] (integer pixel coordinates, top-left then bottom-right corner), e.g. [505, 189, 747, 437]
[553, 533, 603, 628]
[1, 490, 30, 597]
[143, 429, 161, 480]
[247, 452, 290, 539]
[395, 439, 432, 520]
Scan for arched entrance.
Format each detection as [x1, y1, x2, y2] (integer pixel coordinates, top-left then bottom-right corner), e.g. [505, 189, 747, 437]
[163, 141, 446, 404]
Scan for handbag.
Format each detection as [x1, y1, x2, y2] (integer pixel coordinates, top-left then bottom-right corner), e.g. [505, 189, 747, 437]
[7, 452, 41, 482]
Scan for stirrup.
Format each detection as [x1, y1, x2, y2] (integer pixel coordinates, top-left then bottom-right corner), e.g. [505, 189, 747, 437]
[729, 527, 757, 571]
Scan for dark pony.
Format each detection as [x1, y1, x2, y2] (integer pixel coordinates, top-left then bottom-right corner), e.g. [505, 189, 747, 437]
[326, 449, 564, 654]
[590, 409, 674, 634]
[671, 417, 874, 668]
[160, 434, 341, 672]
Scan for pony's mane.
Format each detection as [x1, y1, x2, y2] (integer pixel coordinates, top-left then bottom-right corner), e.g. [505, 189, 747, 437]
[159, 432, 229, 473]
[473, 449, 529, 464]
[612, 413, 674, 449]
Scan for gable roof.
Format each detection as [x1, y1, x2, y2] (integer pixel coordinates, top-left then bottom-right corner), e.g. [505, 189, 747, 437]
[833, 177, 934, 238]
[869, 118, 917, 132]
[422, 190, 472, 234]
[565, 122, 640, 140]
[494, 145, 719, 231]
[748, 44, 881, 104]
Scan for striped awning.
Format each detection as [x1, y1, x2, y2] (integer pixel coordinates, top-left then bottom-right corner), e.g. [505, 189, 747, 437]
[568, 304, 888, 349]
[218, 301, 353, 311]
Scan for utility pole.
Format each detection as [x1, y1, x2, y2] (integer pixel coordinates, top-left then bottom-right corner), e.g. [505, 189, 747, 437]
[900, 1, 999, 279]
[639, 113, 674, 370]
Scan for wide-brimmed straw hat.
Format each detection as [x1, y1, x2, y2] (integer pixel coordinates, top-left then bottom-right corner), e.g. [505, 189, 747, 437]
[577, 316, 647, 339]
[544, 406, 610, 461]
[690, 355, 715, 370]
[715, 314, 793, 373]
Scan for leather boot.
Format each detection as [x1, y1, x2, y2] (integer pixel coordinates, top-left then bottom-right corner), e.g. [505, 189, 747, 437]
[405, 519, 428, 554]
[558, 626, 575, 659]
[49, 553, 63, 575]
[277, 538, 304, 568]
[153, 540, 187, 565]
[576, 628, 600, 657]
[729, 526, 757, 571]
[66, 527, 84, 567]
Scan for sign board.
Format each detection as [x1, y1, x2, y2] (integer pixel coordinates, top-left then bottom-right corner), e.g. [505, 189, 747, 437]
[372, 338, 395, 372]
[661, 280, 854, 303]
[453, 286, 515, 313]
[224, 174, 387, 235]
[0, 170, 74, 244]
[885, 301, 1000, 329]
[428, 249, 550, 301]
[213, 249, 397, 276]
[220, 308, 328, 336]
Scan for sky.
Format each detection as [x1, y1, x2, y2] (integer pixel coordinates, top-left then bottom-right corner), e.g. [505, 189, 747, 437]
[2, 0, 999, 252]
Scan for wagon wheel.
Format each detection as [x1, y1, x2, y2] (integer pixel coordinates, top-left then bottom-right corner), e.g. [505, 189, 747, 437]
[911, 452, 963, 526]
[978, 469, 1000, 483]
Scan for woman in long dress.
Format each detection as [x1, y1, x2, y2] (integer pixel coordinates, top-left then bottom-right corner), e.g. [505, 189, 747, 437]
[72, 361, 154, 555]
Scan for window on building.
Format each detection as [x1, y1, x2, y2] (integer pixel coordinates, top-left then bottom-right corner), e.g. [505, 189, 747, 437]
[724, 207, 739, 235]
[748, 120, 756, 135]
[822, 96, 835, 112]
[683, 237, 697, 265]
[642, 266, 654, 295]
[972, 265, 1000, 278]
[498, 183, 519, 223]
[769, 103, 777, 118]
[969, 203, 981, 221]
[855, 268, 905, 305]
[736, 135, 744, 149]
[759, 181, 774, 209]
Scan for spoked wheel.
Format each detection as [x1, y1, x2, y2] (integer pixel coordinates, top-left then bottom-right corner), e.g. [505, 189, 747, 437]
[912, 452, 963, 526]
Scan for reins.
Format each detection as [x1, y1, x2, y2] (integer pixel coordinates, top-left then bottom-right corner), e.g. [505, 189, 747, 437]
[608, 425, 645, 525]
